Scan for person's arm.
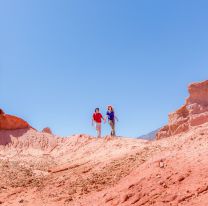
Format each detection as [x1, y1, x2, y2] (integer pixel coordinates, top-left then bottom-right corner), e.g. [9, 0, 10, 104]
[103, 115, 107, 123]
[92, 116, 94, 126]
[102, 115, 105, 121]
[104, 113, 108, 123]
[115, 115, 119, 122]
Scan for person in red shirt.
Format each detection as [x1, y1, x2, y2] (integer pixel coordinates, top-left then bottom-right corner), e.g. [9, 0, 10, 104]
[92, 108, 104, 138]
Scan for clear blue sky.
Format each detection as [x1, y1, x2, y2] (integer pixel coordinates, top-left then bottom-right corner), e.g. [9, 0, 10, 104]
[0, 0, 208, 137]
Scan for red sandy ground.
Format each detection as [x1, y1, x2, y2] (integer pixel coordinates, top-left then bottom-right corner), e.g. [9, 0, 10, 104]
[0, 123, 208, 206]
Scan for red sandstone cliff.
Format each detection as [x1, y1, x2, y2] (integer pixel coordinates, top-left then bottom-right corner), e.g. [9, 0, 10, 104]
[156, 80, 208, 139]
[0, 109, 30, 130]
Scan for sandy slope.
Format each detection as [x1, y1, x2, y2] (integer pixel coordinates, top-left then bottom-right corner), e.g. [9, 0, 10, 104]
[0, 122, 208, 206]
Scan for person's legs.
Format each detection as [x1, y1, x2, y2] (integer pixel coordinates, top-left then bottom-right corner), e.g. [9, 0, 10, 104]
[109, 121, 112, 135]
[109, 120, 116, 136]
[96, 123, 101, 138]
[112, 121, 116, 136]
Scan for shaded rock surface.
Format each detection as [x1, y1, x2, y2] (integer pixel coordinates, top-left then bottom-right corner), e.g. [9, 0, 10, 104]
[0, 129, 59, 155]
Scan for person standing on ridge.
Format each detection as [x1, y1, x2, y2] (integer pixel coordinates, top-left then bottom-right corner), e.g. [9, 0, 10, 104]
[105, 105, 118, 136]
[92, 108, 105, 138]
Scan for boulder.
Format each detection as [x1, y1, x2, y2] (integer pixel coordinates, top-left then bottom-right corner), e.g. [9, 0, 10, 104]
[42, 127, 53, 134]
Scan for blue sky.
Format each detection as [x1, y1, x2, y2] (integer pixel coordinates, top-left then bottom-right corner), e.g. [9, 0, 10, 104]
[0, 0, 208, 137]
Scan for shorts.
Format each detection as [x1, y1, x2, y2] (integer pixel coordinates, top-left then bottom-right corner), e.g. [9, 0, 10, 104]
[96, 123, 101, 131]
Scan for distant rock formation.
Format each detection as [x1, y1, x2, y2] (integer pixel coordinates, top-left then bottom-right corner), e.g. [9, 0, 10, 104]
[0, 109, 30, 130]
[138, 129, 159, 140]
[156, 80, 208, 139]
[42, 127, 53, 134]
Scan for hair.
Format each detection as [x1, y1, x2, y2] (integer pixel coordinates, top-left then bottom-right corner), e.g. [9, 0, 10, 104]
[108, 106, 114, 112]
[95, 108, 99, 112]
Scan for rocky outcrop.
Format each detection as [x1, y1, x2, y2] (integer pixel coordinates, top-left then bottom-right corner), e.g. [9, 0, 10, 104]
[42, 127, 53, 134]
[0, 109, 30, 130]
[156, 80, 208, 139]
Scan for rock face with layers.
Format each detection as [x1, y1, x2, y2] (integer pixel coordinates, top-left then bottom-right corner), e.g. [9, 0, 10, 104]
[156, 80, 208, 139]
[0, 109, 30, 130]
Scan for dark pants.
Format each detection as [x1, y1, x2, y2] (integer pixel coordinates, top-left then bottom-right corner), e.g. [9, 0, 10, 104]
[109, 120, 116, 136]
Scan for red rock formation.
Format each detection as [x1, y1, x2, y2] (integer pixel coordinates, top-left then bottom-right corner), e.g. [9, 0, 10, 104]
[42, 127, 53, 134]
[0, 109, 30, 130]
[156, 80, 208, 139]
